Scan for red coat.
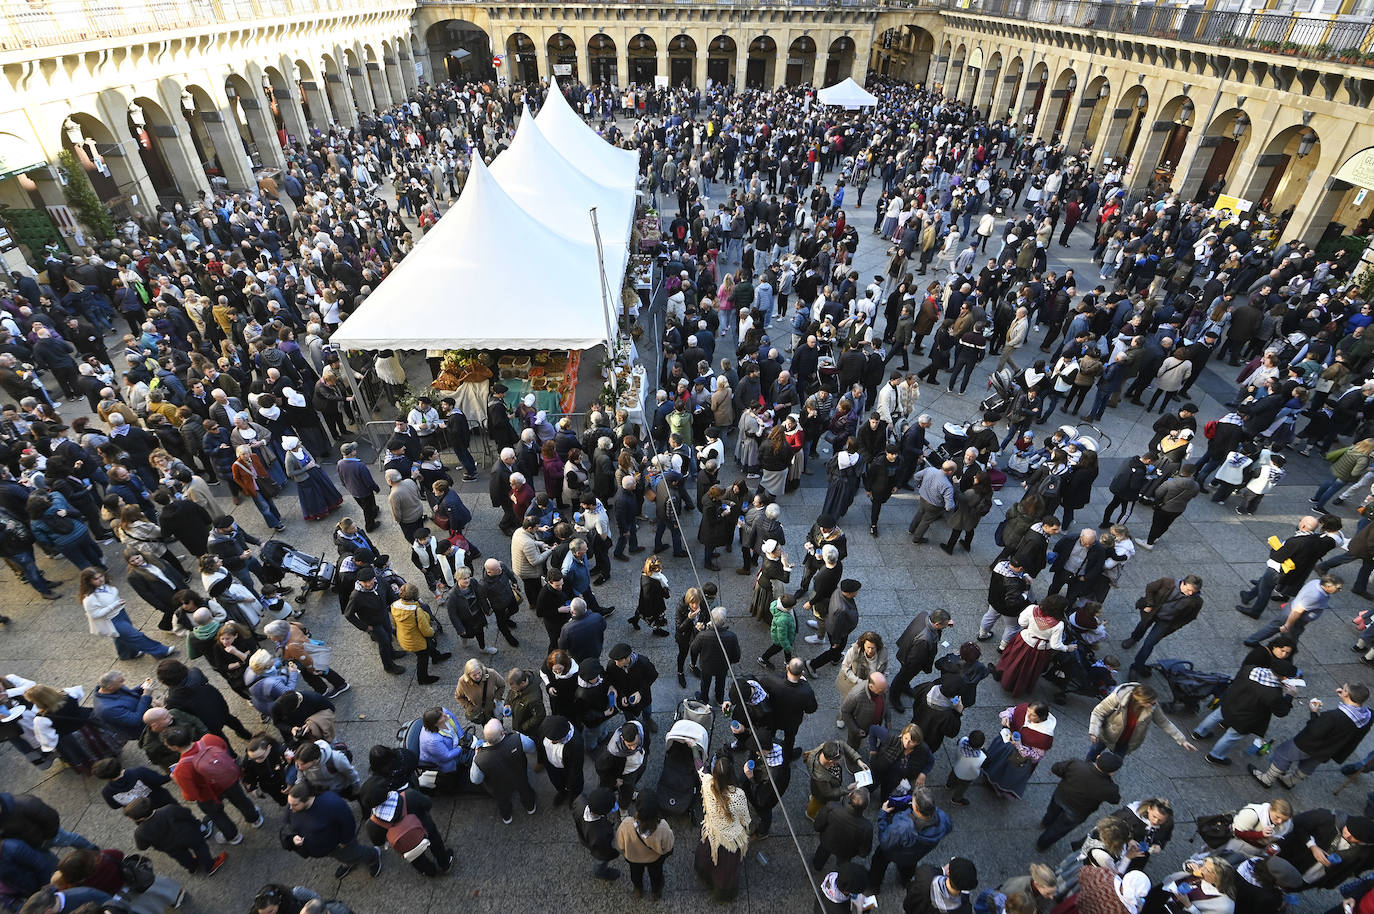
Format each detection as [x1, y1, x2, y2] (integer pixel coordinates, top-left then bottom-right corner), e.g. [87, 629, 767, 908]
[171, 733, 241, 802]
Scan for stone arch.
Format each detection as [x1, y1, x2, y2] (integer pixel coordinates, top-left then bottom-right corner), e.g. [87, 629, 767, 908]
[627, 33, 658, 86]
[126, 90, 207, 204]
[786, 35, 817, 88]
[746, 36, 777, 90]
[1098, 84, 1149, 168]
[507, 32, 539, 84]
[706, 35, 737, 89]
[587, 33, 617, 87]
[948, 42, 967, 99]
[974, 50, 1002, 111]
[176, 80, 254, 192]
[824, 36, 856, 86]
[362, 44, 391, 110]
[547, 32, 578, 83]
[224, 71, 279, 170]
[262, 63, 309, 144]
[1180, 106, 1253, 203]
[379, 41, 405, 106]
[1067, 73, 1110, 152]
[320, 52, 354, 128]
[425, 18, 493, 82]
[58, 112, 148, 217]
[342, 47, 373, 114]
[668, 34, 697, 88]
[1240, 122, 1322, 213]
[992, 54, 1023, 120]
[1046, 66, 1079, 140]
[292, 58, 329, 131]
[1019, 60, 1049, 127]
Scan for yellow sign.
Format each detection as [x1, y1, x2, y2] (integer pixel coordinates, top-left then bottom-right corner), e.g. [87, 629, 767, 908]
[1213, 193, 1249, 226]
[1334, 147, 1374, 191]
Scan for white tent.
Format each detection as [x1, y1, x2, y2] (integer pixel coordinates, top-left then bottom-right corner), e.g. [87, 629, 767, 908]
[328, 158, 611, 351]
[817, 77, 878, 109]
[536, 79, 640, 191]
[488, 107, 634, 286]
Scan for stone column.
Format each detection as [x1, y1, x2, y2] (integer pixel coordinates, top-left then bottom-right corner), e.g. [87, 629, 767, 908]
[196, 99, 256, 192]
[152, 86, 212, 201]
[1091, 102, 1136, 170]
[236, 84, 287, 172]
[366, 61, 392, 108]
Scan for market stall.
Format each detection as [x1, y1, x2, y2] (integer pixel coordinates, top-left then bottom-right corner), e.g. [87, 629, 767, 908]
[817, 77, 878, 109]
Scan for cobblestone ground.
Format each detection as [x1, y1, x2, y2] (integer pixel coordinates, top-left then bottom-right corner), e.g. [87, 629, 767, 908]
[1, 126, 1363, 912]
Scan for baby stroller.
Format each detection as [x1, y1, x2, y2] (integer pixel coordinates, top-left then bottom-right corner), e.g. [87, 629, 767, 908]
[259, 539, 338, 603]
[656, 698, 713, 816]
[1150, 658, 1232, 714]
[929, 421, 970, 466]
[981, 368, 1018, 419]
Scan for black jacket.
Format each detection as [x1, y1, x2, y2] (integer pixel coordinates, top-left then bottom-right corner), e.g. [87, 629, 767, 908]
[1108, 458, 1153, 499]
[814, 799, 873, 860]
[165, 667, 233, 733]
[903, 864, 973, 914]
[896, 612, 941, 673]
[1219, 665, 1294, 736]
[690, 624, 741, 676]
[757, 672, 818, 730]
[572, 798, 618, 862]
[1292, 705, 1374, 763]
[473, 731, 532, 797]
[1047, 758, 1121, 819]
[605, 653, 658, 713]
[1280, 808, 1374, 888]
[158, 498, 213, 555]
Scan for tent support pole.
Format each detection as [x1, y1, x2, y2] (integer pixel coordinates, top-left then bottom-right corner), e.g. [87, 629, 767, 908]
[589, 205, 619, 363]
[342, 353, 374, 426]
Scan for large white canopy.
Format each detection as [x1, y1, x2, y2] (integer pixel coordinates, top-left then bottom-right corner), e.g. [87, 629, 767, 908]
[535, 79, 640, 190]
[328, 158, 611, 351]
[489, 106, 634, 284]
[817, 77, 878, 109]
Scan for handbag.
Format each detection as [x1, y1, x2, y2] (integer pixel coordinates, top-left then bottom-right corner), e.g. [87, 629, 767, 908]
[255, 472, 281, 499]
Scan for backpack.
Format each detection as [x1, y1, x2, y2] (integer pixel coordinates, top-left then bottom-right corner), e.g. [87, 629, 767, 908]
[370, 794, 428, 856]
[190, 739, 241, 794]
[1203, 419, 1218, 439]
[1195, 811, 1235, 849]
[119, 853, 157, 893]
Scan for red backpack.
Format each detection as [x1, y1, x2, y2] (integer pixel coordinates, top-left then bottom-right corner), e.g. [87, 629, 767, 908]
[189, 738, 241, 794]
[370, 794, 427, 855]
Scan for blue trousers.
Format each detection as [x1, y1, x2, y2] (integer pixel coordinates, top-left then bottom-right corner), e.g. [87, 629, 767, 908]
[109, 609, 172, 660]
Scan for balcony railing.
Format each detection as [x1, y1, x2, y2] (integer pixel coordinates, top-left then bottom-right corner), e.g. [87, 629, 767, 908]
[942, 0, 1374, 66]
[0, 0, 412, 52]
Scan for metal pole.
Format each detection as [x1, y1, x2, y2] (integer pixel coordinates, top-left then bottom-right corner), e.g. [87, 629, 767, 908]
[588, 205, 619, 360]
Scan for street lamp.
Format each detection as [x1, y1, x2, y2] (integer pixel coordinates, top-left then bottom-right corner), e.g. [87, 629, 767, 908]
[128, 102, 147, 129]
[1232, 113, 1249, 140]
[1297, 129, 1317, 158]
[63, 117, 84, 146]
[1178, 98, 1194, 125]
[180, 90, 195, 116]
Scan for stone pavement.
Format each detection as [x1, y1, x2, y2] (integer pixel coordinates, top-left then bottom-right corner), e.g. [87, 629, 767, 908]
[1, 151, 1366, 913]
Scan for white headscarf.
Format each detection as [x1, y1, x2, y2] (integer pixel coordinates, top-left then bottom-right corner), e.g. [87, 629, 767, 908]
[1117, 871, 1151, 913]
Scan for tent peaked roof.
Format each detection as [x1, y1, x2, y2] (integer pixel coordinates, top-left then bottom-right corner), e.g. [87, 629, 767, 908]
[490, 106, 635, 251]
[537, 79, 639, 190]
[328, 157, 610, 352]
[817, 77, 878, 108]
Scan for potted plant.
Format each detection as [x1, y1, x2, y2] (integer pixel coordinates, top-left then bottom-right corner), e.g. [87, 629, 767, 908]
[1281, 40, 1300, 55]
[1259, 39, 1280, 52]
[1337, 45, 1361, 62]
[1362, 50, 1374, 66]
[1313, 41, 1331, 58]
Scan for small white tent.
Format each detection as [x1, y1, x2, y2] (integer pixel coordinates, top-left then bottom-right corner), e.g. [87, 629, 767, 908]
[488, 107, 634, 283]
[536, 79, 640, 191]
[328, 158, 611, 351]
[817, 77, 878, 109]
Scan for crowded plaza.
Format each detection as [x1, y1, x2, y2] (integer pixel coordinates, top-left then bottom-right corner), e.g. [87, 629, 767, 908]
[2, 2, 1374, 913]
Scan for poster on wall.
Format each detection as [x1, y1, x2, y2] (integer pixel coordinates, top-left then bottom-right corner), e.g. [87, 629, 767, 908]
[554, 64, 572, 76]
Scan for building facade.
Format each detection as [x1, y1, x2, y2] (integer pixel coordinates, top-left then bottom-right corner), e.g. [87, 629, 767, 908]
[0, 0, 1371, 259]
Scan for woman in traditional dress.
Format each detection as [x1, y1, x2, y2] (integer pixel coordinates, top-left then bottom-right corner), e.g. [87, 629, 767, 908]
[982, 700, 1057, 799]
[281, 436, 343, 521]
[994, 594, 1076, 697]
[748, 539, 792, 621]
[695, 756, 751, 902]
[820, 443, 864, 520]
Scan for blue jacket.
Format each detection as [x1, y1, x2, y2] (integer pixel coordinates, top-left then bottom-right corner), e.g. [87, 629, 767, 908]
[558, 613, 607, 663]
[91, 686, 152, 741]
[875, 807, 953, 866]
[286, 790, 356, 858]
[335, 457, 380, 499]
[561, 553, 594, 598]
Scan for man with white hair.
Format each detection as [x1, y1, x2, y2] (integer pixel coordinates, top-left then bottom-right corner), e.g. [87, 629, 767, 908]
[386, 468, 426, 541]
[489, 446, 518, 534]
[470, 717, 537, 824]
[689, 606, 741, 704]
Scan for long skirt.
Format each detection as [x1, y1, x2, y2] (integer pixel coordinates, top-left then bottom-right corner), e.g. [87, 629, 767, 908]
[995, 637, 1053, 697]
[760, 467, 788, 500]
[296, 467, 344, 521]
[981, 736, 1041, 799]
[695, 839, 743, 901]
